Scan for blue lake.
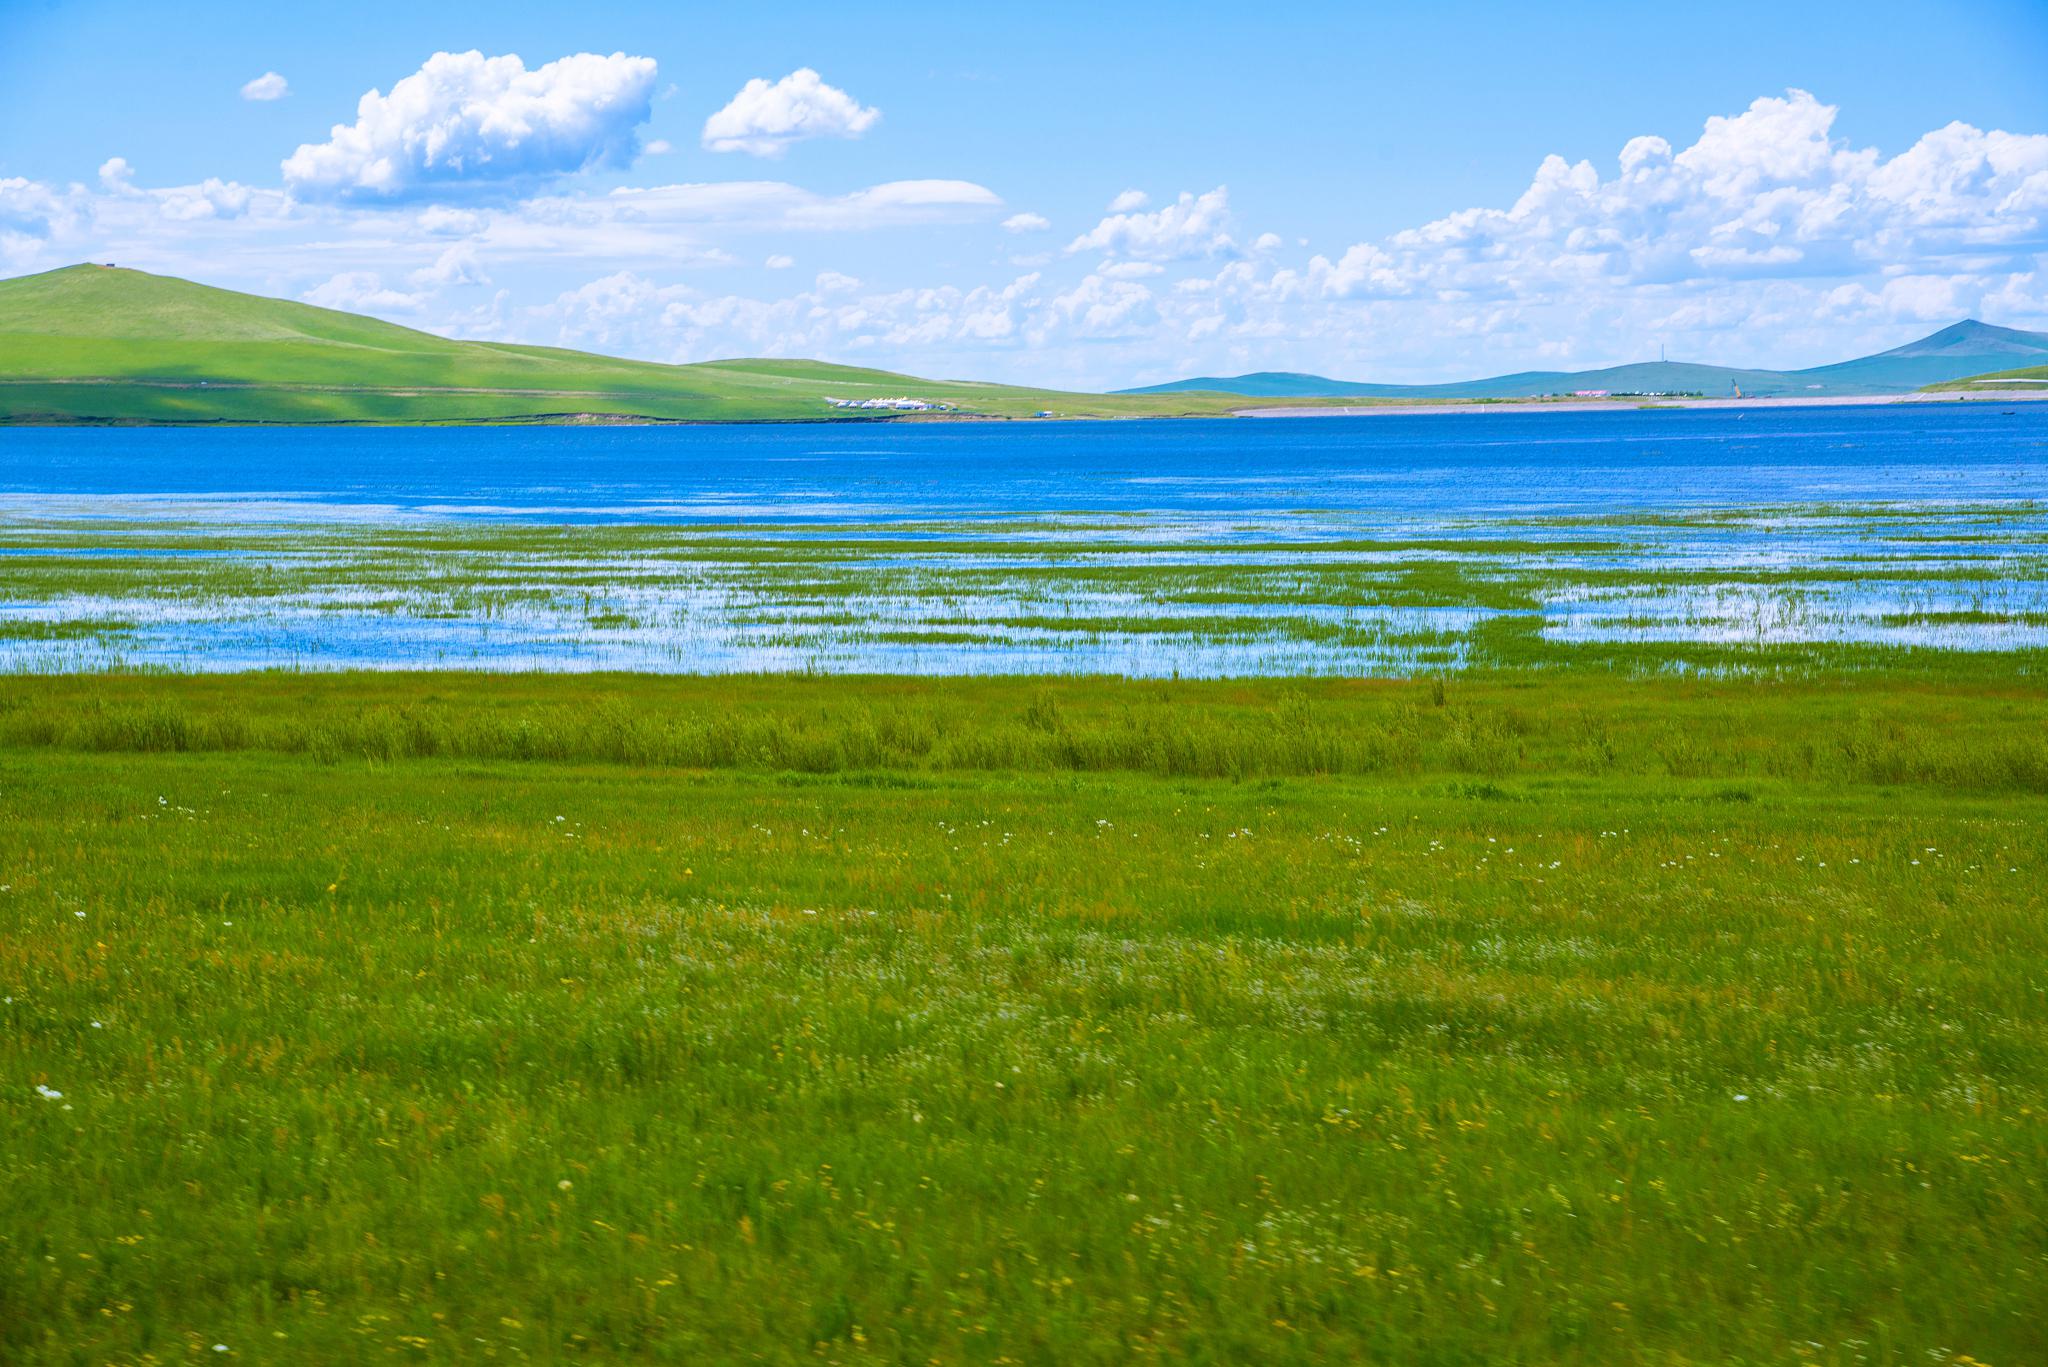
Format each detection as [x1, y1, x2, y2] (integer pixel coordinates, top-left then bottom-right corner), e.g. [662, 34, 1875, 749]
[2, 405, 2045, 674]
[4, 404, 2046, 524]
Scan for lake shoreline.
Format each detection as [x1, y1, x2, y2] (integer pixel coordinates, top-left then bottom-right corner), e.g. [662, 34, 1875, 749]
[6, 389, 2047, 429]
[5, 388, 2045, 428]
[1235, 390, 2048, 418]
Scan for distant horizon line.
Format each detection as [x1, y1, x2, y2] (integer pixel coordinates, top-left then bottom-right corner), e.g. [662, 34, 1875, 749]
[8, 261, 2044, 399]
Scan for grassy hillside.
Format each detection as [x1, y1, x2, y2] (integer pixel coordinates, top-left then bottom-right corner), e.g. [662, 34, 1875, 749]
[0, 265, 1333, 425]
[1926, 363, 2048, 392]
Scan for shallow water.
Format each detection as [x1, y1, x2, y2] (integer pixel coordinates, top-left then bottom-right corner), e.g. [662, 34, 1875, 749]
[3, 406, 2045, 674]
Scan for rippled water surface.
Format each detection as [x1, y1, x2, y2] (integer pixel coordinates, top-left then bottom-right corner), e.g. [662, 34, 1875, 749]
[3, 405, 2044, 673]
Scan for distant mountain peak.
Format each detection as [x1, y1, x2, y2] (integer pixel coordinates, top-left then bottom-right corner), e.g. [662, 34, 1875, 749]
[1878, 318, 2048, 359]
[1117, 317, 2048, 398]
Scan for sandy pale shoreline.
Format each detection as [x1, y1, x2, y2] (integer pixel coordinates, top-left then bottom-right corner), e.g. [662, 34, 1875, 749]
[1236, 391, 2048, 418]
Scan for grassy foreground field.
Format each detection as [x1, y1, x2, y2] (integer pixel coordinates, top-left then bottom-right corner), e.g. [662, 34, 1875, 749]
[2, 671, 2045, 1364]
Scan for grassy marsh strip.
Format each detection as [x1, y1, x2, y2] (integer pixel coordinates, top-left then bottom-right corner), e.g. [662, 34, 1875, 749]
[2, 504, 2046, 675]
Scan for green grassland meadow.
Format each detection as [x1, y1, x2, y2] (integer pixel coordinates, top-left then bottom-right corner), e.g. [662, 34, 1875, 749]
[2, 671, 2044, 1364]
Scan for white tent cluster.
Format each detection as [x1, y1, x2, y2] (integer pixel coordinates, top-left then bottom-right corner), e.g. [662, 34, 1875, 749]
[824, 395, 953, 412]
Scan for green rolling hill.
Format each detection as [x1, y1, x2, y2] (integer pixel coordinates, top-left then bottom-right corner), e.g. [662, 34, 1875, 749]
[1926, 363, 2048, 392]
[0, 264, 1309, 425]
[1122, 319, 2048, 399]
[7, 263, 2043, 425]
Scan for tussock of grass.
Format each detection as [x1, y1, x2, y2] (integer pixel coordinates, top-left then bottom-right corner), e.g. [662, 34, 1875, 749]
[0, 618, 134, 641]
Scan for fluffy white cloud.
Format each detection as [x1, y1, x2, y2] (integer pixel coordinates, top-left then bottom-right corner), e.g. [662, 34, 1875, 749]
[303, 271, 427, 314]
[1067, 187, 1236, 261]
[8, 87, 2047, 390]
[1302, 90, 2048, 308]
[157, 179, 258, 222]
[302, 246, 493, 320]
[0, 170, 996, 289]
[240, 72, 289, 102]
[0, 170, 292, 269]
[1821, 274, 1971, 323]
[506, 88, 2048, 380]
[1, 177, 72, 266]
[1107, 189, 1149, 213]
[1002, 212, 1050, 233]
[409, 243, 490, 289]
[1044, 272, 1159, 338]
[1302, 242, 1410, 299]
[417, 206, 484, 236]
[543, 271, 683, 347]
[701, 69, 879, 157]
[283, 50, 658, 201]
[1, 177, 66, 233]
[537, 270, 820, 358]
[535, 268, 1051, 362]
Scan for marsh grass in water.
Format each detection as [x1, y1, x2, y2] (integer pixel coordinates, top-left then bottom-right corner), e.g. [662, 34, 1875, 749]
[2, 504, 2046, 675]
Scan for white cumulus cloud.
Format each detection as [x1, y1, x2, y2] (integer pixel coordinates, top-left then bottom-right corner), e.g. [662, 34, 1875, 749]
[1107, 189, 1149, 213]
[240, 72, 290, 102]
[534, 269, 1052, 364]
[417, 206, 484, 236]
[1068, 187, 1236, 261]
[408, 243, 490, 289]
[8, 85, 2045, 390]
[303, 271, 426, 314]
[1, 177, 71, 266]
[702, 69, 879, 157]
[1045, 272, 1159, 338]
[1304, 89, 2048, 308]
[283, 50, 658, 201]
[156, 178, 259, 222]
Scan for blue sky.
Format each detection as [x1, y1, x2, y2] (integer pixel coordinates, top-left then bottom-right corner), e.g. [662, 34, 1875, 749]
[3, 0, 2047, 387]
